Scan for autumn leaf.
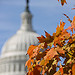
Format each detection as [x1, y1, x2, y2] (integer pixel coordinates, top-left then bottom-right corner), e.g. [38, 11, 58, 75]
[27, 45, 37, 58]
[64, 14, 72, 23]
[42, 67, 45, 75]
[37, 31, 54, 44]
[37, 35, 45, 43]
[55, 46, 66, 54]
[26, 15, 75, 75]
[61, 0, 67, 6]
[32, 65, 42, 75]
[72, 63, 75, 75]
[44, 48, 58, 60]
[36, 52, 46, 60]
[25, 59, 32, 69]
[55, 21, 65, 37]
[58, 0, 67, 6]
[66, 26, 72, 30]
[40, 59, 45, 66]
[71, 16, 75, 31]
[59, 63, 63, 75]
[66, 59, 72, 65]
[32, 43, 44, 58]
[54, 70, 60, 75]
[27, 65, 42, 75]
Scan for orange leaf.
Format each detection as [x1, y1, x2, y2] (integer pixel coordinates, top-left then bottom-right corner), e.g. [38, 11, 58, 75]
[56, 21, 65, 36]
[27, 45, 37, 58]
[59, 63, 63, 75]
[55, 47, 65, 54]
[33, 43, 44, 57]
[42, 67, 45, 75]
[54, 70, 60, 75]
[25, 59, 31, 69]
[44, 48, 58, 60]
[66, 26, 72, 30]
[72, 63, 75, 75]
[71, 16, 75, 31]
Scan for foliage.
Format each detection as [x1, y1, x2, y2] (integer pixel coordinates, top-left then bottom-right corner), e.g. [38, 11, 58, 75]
[25, 0, 75, 75]
[25, 15, 75, 75]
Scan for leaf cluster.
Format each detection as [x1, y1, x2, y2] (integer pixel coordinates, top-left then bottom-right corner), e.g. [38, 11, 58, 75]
[25, 16, 75, 75]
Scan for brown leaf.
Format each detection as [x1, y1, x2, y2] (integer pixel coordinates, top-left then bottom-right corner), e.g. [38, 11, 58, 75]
[64, 14, 72, 23]
[58, 0, 67, 6]
[33, 65, 42, 75]
[61, 0, 67, 6]
[36, 52, 46, 60]
[37, 31, 54, 44]
[37, 35, 45, 43]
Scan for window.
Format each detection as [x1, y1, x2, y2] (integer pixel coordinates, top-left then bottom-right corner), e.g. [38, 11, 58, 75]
[19, 63, 21, 71]
[4, 64, 6, 72]
[13, 64, 16, 72]
[8, 64, 10, 72]
[25, 43, 27, 50]
[27, 18, 29, 24]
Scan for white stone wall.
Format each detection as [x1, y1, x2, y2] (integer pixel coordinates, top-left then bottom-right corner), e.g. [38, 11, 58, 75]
[0, 55, 27, 75]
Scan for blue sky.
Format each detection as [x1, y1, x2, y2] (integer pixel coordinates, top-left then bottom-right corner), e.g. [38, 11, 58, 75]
[0, 0, 75, 54]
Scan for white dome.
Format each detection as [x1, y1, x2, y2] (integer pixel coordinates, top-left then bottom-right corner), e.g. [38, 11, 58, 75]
[0, 30, 39, 75]
[1, 30, 39, 57]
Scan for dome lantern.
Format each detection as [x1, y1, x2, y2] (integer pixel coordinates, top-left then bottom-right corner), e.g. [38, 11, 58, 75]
[20, 0, 34, 32]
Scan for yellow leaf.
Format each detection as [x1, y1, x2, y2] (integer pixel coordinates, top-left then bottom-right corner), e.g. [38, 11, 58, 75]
[40, 59, 45, 66]
[66, 59, 71, 64]
[54, 70, 60, 75]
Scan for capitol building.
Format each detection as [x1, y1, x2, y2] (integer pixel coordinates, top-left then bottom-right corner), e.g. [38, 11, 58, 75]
[0, 0, 39, 75]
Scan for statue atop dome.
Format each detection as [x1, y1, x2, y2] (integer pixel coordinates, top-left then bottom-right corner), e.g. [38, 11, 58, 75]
[26, 0, 29, 5]
[26, 0, 30, 12]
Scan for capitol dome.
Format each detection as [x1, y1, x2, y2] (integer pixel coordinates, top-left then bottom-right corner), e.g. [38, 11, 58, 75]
[1, 31, 39, 57]
[0, 0, 39, 75]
